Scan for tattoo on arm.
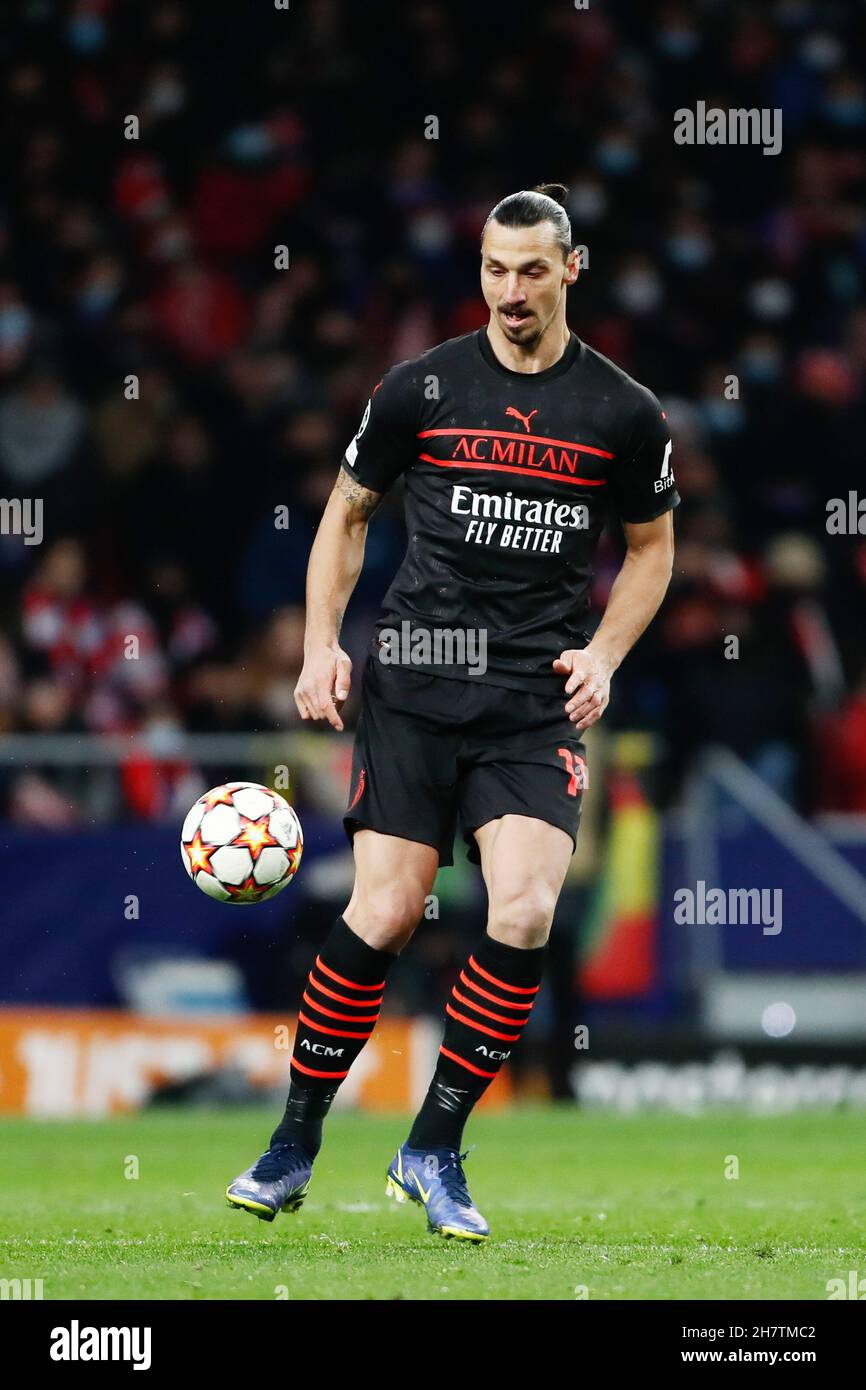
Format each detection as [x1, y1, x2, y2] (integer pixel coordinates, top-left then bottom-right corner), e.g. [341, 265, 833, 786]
[337, 466, 383, 521]
[335, 607, 344, 639]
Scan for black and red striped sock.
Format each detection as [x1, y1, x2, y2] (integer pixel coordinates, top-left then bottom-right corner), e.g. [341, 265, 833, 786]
[269, 915, 397, 1157]
[407, 932, 547, 1151]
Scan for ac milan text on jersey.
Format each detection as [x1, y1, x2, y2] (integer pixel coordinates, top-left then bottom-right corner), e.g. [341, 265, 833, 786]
[342, 327, 680, 693]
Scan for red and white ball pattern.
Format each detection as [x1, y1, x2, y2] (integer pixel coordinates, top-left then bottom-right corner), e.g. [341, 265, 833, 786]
[180, 782, 303, 904]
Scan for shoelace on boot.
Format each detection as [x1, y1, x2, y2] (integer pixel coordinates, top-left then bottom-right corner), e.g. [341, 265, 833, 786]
[250, 1142, 308, 1182]
[436, 1146, 476, 1207]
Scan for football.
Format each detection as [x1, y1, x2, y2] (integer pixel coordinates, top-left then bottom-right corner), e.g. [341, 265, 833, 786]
[180, 782, 303, 904]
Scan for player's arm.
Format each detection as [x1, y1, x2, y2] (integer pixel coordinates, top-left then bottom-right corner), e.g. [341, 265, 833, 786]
[294, 467, 383, 732]
[294, 363, 416, 732]
[557, 511, 675, 728]
[553, 389, 678, 729]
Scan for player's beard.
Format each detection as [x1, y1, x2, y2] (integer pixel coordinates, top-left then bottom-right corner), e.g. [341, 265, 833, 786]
[498, 307, 540, 346]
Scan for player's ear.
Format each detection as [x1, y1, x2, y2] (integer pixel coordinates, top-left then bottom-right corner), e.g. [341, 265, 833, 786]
[564, 248, 580, 287]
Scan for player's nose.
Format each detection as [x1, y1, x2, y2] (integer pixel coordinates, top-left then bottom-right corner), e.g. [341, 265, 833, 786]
[502, 274, 525, 303]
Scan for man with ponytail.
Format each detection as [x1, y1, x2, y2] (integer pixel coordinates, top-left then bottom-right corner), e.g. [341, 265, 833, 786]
[226, 184, 678, 1241]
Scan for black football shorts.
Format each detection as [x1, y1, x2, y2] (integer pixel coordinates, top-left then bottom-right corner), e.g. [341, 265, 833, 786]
[343, 642, 588, 867]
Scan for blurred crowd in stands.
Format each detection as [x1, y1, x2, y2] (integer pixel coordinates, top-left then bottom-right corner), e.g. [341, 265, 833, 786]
[1, 0, 866, 823]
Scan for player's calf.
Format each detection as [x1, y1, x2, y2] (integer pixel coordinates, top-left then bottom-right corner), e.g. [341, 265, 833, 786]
[224, 914, 399, 1217]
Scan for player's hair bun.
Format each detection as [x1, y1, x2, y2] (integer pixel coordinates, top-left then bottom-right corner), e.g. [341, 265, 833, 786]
[533, 182, 569, 206]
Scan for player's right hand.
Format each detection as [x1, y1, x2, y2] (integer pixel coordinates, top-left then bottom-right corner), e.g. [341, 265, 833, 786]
[294, 645, 352, 732]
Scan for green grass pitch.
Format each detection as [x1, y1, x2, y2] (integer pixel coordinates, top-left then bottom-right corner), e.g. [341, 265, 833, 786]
[1, 1106, 864, 1300]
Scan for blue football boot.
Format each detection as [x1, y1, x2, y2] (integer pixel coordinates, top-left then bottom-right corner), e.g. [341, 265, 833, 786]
[225, 1142, 313, 1222]
[385, 1142, 489, 1242]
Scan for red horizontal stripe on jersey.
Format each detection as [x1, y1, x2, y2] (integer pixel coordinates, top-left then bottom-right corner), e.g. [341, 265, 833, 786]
[297, 1010, 373, 1040]
[308, 971, 384, 1008]
[418, 455, 605, 487]
[291, 1057, 350, 1080]
[445, 1002, 521, 1042]
[315, 956, 385, 991]
[438, 1044, 497, 1078]
[418, 428, 614, 459]
[459, 970, 534, 1011]
[452, 983, 531, 1028]
[469, 956, 541, 994]
[302, 990, 380, 1024]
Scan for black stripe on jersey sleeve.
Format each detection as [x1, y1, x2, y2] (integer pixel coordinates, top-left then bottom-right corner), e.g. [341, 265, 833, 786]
[616, 490, 681, 524]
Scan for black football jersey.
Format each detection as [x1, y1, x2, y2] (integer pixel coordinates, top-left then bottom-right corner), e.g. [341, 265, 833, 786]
[341, 326, 679, 693]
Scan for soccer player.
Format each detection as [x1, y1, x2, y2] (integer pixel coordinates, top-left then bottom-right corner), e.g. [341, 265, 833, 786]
[226, 184, 679, 1240]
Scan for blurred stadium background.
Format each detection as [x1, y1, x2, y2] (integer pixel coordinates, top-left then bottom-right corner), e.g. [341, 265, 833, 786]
[1, 0, 866, 1127]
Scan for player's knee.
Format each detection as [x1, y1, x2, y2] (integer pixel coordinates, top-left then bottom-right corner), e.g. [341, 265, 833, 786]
[487, 887, 556, 946]
[351, 882, 427, 949]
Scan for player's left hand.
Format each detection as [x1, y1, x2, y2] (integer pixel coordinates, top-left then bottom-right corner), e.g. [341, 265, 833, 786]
[553, 648, 612, 729]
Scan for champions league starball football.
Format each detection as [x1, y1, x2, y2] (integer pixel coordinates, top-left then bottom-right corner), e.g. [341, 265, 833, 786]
[180, 782, 303, 904]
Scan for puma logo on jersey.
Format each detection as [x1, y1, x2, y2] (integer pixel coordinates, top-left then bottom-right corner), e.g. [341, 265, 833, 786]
[654, 438, 675, 493]
[475, 1045, 511, 1061]
[505, 406, 538, 433]
[299, 1040, 345, 1057]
